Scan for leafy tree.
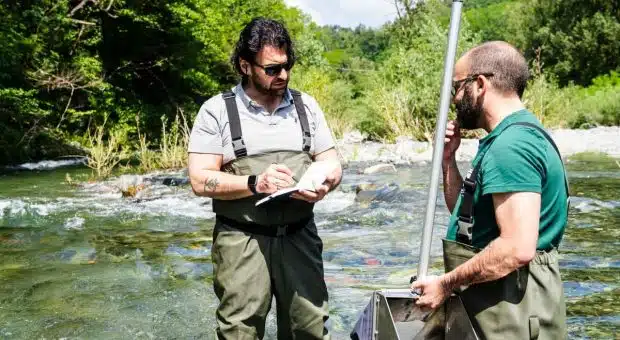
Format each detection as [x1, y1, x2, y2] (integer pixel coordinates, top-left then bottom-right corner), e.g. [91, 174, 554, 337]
[519, 0, 620, 85]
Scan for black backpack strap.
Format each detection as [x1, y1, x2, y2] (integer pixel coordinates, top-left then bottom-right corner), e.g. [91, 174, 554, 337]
[456, 122, 570, 245]
[222, 90, 247, 158]
[289, 89, 312, 152]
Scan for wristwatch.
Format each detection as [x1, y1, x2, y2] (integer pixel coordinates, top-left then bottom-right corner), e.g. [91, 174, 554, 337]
[247, 175, 258, 195]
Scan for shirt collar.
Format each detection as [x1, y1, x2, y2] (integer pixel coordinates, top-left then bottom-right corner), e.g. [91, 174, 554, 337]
[479, 108, 530, 145]
[233, 83, 294, 111]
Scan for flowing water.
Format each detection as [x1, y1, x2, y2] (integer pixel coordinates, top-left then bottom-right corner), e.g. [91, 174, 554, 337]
[0, 157, 618, 339]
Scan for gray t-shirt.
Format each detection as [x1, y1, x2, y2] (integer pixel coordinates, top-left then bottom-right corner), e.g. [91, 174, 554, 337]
[188, 84, 335, 164]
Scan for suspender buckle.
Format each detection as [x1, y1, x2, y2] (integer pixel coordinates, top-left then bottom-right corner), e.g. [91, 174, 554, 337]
[232, 137, 247, 157]
[276, 225, 288, 237]
[302, 132, 312, 151]
[222, 91, 235, 99]
[463, 177, 477, 194]
[232, 137, 245, 150]
[457, 216, 474, 243]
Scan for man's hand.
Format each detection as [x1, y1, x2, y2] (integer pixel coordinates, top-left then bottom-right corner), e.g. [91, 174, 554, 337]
[257, 164, 295, 194]
[290, 171, 337, 203]
[410, 275, 451, 310]
[443, 120, 461, 165]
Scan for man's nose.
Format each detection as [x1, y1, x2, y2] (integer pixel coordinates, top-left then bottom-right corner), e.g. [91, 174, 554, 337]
[278, 68, 288, 80]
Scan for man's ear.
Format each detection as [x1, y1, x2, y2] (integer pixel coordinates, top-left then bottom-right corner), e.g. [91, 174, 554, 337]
[477, 75, 488, 96]
[240, 59, 250, 76]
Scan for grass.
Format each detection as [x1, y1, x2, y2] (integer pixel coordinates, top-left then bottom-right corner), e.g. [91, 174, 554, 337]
[84, 123, 127, 180]
[83, 110, 191, 180]
[156, 110, 190, 170]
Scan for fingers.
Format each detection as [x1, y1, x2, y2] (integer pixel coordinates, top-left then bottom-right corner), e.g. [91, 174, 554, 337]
[268, 173, 295, 188]
[265, 164, 295, 187]
[411, 280, 424, 290]
[270, 164, 293, 176]
[292, 189, 322, 203]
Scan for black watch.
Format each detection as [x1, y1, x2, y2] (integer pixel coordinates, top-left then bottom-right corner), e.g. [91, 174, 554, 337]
[247, 175, 258, 195]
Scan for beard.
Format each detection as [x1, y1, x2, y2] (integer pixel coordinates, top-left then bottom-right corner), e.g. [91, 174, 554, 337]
[250, 73, 288, 97]
[455, 85, 484, 130]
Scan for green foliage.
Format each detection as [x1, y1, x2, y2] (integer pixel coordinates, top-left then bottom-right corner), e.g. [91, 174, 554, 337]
[519, 0, 620, 86]
[290, 65, 358, 138]
[0, 0, 618, 167]
[524, 67, 620, 129]
[0, 0, 307, 166]
[464, 1, 521, 43]
[359, 0, 481, 141]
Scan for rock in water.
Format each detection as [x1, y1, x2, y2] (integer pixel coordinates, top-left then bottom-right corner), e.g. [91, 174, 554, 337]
[355, 183, 400, 203]
[363, 163, 397, 175]
[162, 177, 190, 186]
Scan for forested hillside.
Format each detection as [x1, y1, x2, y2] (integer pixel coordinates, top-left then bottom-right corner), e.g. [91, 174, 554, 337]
[1, 0, 618, 169]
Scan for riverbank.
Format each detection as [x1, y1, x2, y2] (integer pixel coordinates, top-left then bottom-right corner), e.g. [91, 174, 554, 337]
[4, 126, 620, 172]
[336, 126, 620, 164]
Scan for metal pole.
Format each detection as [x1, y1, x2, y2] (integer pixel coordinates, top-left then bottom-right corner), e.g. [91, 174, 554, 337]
[415, 0, 464, 279]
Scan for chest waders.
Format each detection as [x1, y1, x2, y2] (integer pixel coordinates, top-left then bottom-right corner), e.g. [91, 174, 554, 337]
[442, 122, 570, 340]
[213, 89, 315, 227]
[210, 89, 330, 340]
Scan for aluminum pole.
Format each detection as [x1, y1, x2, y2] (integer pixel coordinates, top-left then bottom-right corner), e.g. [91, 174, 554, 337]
[415, 0, 464, 279]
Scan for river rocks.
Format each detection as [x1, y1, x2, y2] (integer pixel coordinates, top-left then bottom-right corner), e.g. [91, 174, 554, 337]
[161, 177, 190, 186]
[355, 183, 401, 203]
[363, 163, 397, 175]
[119, 175, 146, 198]
[341, 130, 366, 144]
[548, 126, 620, 158]
[336, 126, 620, 164]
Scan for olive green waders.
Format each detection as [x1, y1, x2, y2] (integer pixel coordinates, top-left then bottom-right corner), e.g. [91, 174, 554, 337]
[441, 239, 566, 340]
[210, 90, 330, 339]
[436, 122, 569, 339]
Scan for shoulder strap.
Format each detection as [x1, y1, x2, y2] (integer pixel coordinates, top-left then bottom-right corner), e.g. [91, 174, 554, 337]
[222, 90, 247, 158]
[456, 122, 570, 245]
[289, 89, 312, 152]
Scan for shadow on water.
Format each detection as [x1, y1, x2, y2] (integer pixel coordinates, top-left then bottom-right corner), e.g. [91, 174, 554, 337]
[0, 159, 618, 338]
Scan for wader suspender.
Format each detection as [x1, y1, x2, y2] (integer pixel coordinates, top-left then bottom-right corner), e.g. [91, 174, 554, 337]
[289, 89, 312, 152]
[456, 122, 570, 244]
[222, 90, 312, 158]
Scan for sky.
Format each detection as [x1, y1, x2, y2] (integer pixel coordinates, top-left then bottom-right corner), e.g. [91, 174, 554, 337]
[283, 0, 399, 28]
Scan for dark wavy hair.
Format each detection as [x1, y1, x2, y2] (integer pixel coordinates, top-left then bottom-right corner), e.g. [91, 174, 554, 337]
[230, 17, 296, 76]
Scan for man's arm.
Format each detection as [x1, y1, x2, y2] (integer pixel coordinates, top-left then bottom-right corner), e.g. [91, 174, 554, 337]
[443, 158, 463, 213]
[440, 191, 540, 289]
[188, 153, 254, 200]
[313, 148, 343, 191]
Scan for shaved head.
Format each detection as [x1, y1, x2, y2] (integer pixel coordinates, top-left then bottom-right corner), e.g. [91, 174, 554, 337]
[462, 41, 529, 98]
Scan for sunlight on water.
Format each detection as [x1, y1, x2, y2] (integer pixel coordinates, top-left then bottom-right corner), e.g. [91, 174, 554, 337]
[0, 162, 618, 339]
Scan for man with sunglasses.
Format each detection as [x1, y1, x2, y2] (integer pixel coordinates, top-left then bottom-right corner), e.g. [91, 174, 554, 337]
[187, 17, 341, 339]
[411, 41, 569, 338]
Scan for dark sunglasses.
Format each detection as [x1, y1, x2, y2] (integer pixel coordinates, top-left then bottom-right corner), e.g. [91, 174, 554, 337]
[452, 73, 494, 96]
[254, 61, 293, 77]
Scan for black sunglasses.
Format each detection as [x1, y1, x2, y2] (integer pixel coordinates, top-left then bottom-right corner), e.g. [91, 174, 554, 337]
[254, 61, 293, 77]
[452, 73, 494, 96]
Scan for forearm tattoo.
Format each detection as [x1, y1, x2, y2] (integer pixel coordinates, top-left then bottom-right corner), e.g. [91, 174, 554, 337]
[204, 177, 219, 192]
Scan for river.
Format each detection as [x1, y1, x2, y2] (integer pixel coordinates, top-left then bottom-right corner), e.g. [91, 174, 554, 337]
[0, 157, 618, 339]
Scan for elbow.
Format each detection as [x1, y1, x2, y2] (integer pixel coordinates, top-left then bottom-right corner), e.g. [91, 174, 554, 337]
[190, 184, 202, 197]
[514, 247, 536, 266]
[190, 181, 202, 197]
[189, 176, 208, 197]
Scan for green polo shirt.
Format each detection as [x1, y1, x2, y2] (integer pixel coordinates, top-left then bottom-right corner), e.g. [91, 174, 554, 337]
[446, 110, 569, 250]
